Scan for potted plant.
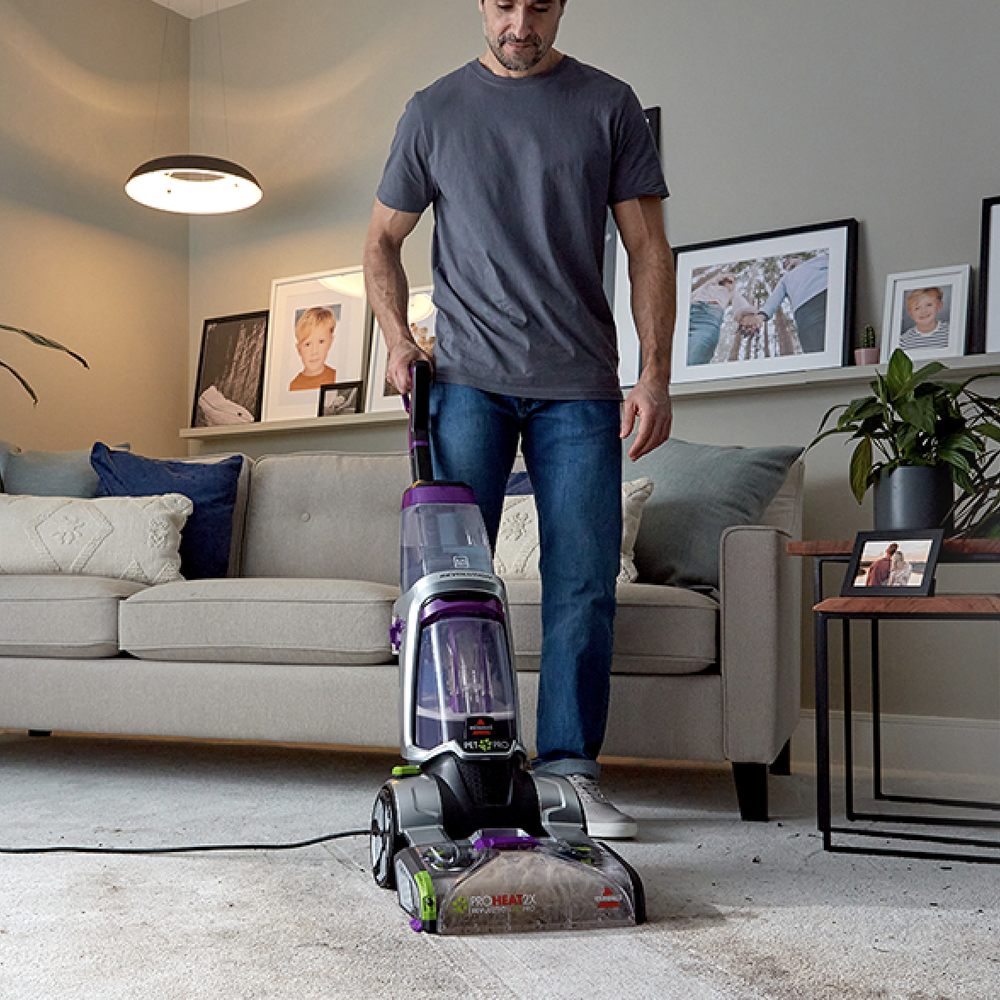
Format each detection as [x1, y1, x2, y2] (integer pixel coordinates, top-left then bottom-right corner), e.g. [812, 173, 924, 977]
[2, 321, 88, 404]
[854, 324, 880, 366]
[810, 348, 1000, 535]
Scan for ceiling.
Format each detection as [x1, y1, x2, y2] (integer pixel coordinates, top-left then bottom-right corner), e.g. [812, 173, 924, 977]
[151, 0, 253, 18]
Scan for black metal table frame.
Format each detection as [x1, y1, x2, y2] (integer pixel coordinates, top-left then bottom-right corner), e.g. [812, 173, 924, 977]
[812, 553, 1000, 865]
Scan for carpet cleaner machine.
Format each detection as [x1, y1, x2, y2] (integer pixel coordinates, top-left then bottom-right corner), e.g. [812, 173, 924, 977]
[369, 361, 645, 934]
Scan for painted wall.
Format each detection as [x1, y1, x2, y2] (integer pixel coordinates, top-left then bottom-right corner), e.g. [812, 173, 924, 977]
[0, 0, 190, 457]
[185, 0, 999, 728]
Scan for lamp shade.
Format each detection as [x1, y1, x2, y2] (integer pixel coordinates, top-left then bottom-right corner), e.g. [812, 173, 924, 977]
[125, 154, 262, 214]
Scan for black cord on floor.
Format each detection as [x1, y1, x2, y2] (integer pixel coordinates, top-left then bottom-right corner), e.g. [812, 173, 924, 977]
[0, 828, 370, 855]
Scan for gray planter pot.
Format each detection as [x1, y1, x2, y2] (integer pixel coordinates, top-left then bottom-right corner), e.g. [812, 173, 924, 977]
[873, 465, 954, 532]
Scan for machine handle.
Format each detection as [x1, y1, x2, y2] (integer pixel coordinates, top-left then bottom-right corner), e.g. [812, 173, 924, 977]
[407, 359, 434, 483]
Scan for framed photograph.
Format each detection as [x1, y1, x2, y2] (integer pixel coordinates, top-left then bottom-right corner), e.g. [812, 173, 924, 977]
[976, 195, 1000, 354]
[606, 107, 662, 388]
[366, 286, 438, 413]
[190, 310, 268, 428]
[841, 529, 944, 597]
[262, 267, 369, 423]
[881, 265, 971, 362]
[318, 381, 363, 417]
[669, 218, 858, 385]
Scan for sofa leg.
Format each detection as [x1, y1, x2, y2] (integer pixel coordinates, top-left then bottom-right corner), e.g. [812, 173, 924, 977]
[769, 739, 792, 776]
[732, 762, 768, 822]
[28, 730, 52, 738]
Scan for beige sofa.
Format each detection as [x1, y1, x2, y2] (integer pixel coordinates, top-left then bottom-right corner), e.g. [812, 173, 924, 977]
[0, 450, 803, 820]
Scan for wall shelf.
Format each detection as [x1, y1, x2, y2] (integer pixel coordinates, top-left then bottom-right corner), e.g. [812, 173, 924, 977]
[179, 353, 1000, 442]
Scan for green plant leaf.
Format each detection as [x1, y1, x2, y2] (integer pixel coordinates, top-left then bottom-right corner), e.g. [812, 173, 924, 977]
[898, 397, 937, 435]
[884, 349, 913, 398]
[1, 322, 89, 369]
[849, 437, 873, 504]
[0, 359, 39, 404]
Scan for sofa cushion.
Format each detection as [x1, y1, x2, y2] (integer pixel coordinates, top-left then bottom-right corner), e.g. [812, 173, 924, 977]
[0, 575, 146, 658]
[241, 452, 409, 586]
[625, 438, 803, 588]
[494, 478, 654, 585]
[91, 444, 245, 580]
[504, 578, 718, 676]
[120, 578, 399, 665]
[0, 493, 193, 585]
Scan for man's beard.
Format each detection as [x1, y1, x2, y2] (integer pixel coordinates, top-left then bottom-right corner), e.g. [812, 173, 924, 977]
[487, 31, 549, 72]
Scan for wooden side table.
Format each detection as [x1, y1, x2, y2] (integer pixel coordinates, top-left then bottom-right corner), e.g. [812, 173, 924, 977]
[790, 540, 1000, 864]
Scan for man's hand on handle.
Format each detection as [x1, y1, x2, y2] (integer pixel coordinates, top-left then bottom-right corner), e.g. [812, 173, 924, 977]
[387, 340, 433, 395]
[621, 376, 673, 461]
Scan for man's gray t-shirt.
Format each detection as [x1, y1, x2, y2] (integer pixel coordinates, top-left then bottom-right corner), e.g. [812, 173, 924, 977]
[376, 56, 668, 401]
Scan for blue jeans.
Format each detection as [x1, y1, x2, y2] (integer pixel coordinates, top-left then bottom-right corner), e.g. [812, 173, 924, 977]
[429, 382, 622, 780]
[687, 301, 724, 366]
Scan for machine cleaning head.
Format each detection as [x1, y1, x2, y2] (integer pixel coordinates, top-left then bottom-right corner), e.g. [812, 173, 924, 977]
[370, 360, 644, 934]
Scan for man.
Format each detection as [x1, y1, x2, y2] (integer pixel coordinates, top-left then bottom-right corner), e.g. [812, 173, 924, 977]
[364, 0, 675, 838]
[865, 543, 898, 587]
[747, 252, 830, 354]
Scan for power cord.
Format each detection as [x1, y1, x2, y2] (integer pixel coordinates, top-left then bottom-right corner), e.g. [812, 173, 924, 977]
[0, 828, 369, 855]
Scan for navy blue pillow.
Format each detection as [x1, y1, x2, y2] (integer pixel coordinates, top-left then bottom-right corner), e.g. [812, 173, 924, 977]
[90, 443, 243, 580]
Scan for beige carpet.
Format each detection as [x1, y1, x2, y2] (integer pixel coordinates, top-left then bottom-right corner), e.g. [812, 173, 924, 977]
[1, 734, 997, 1000]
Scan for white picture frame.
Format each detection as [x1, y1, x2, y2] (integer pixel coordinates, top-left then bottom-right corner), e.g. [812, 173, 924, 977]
[366, 286, 437, 413]
[262, 266, 369, 423]
[977, 196, 1000, 353]
[880, 265, 971, 362]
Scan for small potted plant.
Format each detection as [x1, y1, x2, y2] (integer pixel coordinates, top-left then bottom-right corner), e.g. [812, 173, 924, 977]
[810, 348, 1000, 534]
[2, 321, 87, 404]
[854, 324, 880, 366]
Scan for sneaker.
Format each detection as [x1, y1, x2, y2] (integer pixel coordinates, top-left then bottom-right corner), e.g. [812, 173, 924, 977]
[565, 773, 638, 839]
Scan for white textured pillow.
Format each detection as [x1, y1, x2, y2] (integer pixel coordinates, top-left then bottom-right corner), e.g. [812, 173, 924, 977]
[0, 493, 193, 585]
[494, 478, 654, 584]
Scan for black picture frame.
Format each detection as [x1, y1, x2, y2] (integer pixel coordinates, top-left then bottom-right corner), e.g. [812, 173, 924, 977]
[975, 195, 1000, 354]
[318, 380, 364, 418]
[190, 310, 268, 428]
[671, 218, 858, 385]
[841, 528, 944, 597]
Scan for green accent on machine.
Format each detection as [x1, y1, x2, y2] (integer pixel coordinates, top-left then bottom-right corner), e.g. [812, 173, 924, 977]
[413, 870, 437, 923]
[391, 765, 422, 778]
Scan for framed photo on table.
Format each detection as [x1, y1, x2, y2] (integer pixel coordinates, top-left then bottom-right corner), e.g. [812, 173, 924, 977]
[190, 310, 268, 428]
[976, 195, 1000, 353]
[881, 265, 971, 362]
[262, 267, 369, 422]
[669, 218, 858, 385]
[366, 286, 437, 413]
[841, 529, 943, 598]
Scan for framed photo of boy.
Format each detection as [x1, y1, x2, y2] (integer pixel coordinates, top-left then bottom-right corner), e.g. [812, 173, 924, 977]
[976, 195, 1000, 354]
[669, 218, 858, 385]
[881, 265, 971, 362]
[318, 381, 363, 417]
[366, 286, 437, 413]
[841, 529, 944, 598]
[262, 267, 369, 423]
[190, 310, 268, 428]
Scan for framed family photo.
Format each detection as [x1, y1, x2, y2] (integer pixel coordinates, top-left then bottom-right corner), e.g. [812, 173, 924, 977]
[262, 267, 369, 423]
[318, 381, 363, 417]
[190, 310, 268, 428]
[976, 195, 1000, 354]
[366, 286, 438, 413]
[881, 265, 971, 362]
[841, 529, 943, 598]
[670, 218, 858, 385]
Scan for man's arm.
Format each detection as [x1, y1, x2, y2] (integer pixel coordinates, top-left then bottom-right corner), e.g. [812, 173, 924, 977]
[363, 198, 426, 394]
[612, 196, 676, 461]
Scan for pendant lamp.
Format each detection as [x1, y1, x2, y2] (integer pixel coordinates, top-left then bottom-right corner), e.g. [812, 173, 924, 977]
[126, 3, 261, 215]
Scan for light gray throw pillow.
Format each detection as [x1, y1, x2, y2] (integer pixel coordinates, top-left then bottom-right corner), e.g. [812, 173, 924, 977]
[625, 438, 803, 588]
[0, 493, 193, 585]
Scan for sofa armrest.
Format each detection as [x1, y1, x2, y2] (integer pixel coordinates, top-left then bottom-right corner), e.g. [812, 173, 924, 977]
[718, 524, 801, 763]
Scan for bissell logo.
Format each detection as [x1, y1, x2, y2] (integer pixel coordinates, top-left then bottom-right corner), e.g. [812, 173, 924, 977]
[596, 887, 622, 910]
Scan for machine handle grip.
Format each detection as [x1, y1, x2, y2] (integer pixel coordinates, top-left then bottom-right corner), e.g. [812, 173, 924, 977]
[407, 360, 434, 483]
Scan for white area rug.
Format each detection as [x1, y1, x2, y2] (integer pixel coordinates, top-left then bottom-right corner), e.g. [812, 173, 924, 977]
[1, 735, 997, 1000]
